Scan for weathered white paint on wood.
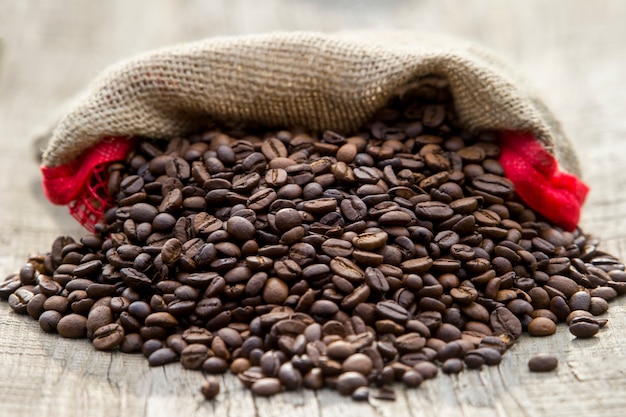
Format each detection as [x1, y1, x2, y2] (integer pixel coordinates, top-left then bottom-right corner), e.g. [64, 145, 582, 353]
[1, 1, 626, 416]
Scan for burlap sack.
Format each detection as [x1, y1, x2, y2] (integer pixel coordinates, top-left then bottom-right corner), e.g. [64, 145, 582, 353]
[41, 31, 580, 175]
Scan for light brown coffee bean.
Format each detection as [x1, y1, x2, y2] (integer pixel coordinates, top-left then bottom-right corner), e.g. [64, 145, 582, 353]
[527, 317, 557, 336]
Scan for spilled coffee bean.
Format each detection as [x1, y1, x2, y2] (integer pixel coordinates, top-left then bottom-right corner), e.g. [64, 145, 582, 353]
[528, 354, 558, 372]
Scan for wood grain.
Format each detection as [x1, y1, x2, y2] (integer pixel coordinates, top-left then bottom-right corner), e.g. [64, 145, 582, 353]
[1, 1, 626, 416]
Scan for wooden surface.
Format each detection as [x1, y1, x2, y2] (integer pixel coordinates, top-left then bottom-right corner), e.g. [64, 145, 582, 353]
[1, 1, 626, 416]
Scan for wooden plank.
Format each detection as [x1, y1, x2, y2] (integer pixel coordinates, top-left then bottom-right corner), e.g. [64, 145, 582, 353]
[1, 1, 626, 416]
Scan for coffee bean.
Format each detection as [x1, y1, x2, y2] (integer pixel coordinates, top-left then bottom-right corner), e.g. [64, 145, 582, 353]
[145, 312, 178, 328]
[336, 371, 368, 396]
[92, 323, 125, 350]
[527, 317, 557, 336]
[400, 257, 433, 274]
[57, 314, 88, 339]
[251, 378, 282, 396]
[39, 310, 62, 333]
[353, 231, 388, 251]
[490, 307, 522, 339]
[569, 317, 600, 338]
[441, 358, 464, 374]
[415, 201, 454, 221]
[226, 216, 256, 241]
[528, 353, 558, 372]
[568, 290, 591, 311]
[329, 257, 364, 282]
[230, 357, 252, 374]
[321, 238, 353, 258]
[413, 361, 438, 380]
[589, 297, 609, 316]
[180, 344, 209, 370]
[8, 287, 34, 314]
[200, 377, 221, 400]
[310, 300, 339, 316]
[203, 357, 229, 374]
[375, 300, 410, 323]
[148, 347, 179, 366]
[277, 362, 303, 390]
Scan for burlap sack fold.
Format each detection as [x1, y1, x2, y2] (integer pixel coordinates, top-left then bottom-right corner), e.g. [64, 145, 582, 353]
[41, 31, 580, 176]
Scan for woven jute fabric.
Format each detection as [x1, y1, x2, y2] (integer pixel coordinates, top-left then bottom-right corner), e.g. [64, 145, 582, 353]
[41, 31, 580, 175]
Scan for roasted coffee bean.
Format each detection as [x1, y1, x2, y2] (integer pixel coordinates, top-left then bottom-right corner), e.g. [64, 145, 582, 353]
[415, 201, 454, 221]
[8, 287, 34, 314]
[57, 314, 88, 339]
[87, 305, 114, 334]
[200, 377, 221, 400]
[251, 377, 282, 396]
[148, 347, 179, 366]
[589, 297, 609, 316]
[329, 257, 364, 282]
[203, 357, 229, 374]
[39, 310, 62, 333]
[26, 293, 47, 319]
[92, 323, 125, 350]
[277, 362, 303, 390]
[0, 275, 22, 300]
[490, 307, 522, 339]
[180, 344, 209, 370]
[375, 300, 411, 323]
[527, 317, 557, 336]
[336, 371, 368, 396]
[441, 358, 464, 374]
[569, 317, 600, 338]
[528, 353, 558, 372]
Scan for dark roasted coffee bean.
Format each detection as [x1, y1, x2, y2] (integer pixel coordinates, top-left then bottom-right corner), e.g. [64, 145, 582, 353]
[120, 268, 152, 288]
[39, 310, 62, 333]
[589, 297, 609, 316]
[329, 257, 364, 282]
[441, 358, 464, 374]
[321, 239, 353, 258]
[0, 275, 22, 300]
[200, 376, 221, 400]
[375, 300, 410, 323]
[251, 377, 282, 397]
[202, 357, 229, 374]
[57, 313, 88, 339]
[415, 201, 454, 221]
[490, 307, 522, 339]
[527, 317, 557, 336]
[8, 287, 34, 314]
[148, 347, 179, 366]
[92, 323, 125, 350]
[87, 305, 114, 334]
[528, 353, 558, 372]
[334, 371, 367, 396]
[569, 317, 600, 338]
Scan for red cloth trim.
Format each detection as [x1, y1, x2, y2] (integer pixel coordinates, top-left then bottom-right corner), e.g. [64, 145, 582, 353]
[41, 137, 133, 204]
[498, 131, 589, 231]
[41, 137, 134, 230]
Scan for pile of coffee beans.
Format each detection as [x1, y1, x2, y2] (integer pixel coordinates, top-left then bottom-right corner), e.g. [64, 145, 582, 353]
[2, 77, 625, 401]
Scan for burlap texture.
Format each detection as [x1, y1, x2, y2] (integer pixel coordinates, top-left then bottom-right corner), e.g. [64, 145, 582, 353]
[41, 31, 580, 176]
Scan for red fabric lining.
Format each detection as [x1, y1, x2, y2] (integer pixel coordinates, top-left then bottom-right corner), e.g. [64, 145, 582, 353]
[498, 131, 589, 231]
[41, 137, 134, 231]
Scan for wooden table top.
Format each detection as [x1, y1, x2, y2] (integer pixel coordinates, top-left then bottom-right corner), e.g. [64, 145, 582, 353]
[1, 1, 626, 416]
